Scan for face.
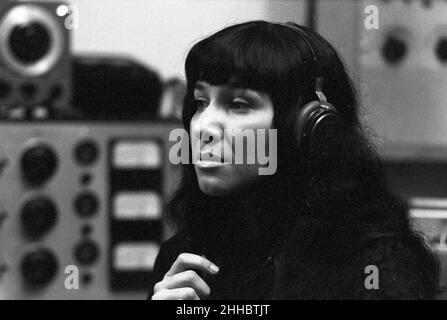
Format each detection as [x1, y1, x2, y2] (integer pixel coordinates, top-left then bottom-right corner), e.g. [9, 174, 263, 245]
[190, 80, 274, 196]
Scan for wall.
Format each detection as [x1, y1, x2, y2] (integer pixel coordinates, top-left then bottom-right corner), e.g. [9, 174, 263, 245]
[66, 0, 307, 80]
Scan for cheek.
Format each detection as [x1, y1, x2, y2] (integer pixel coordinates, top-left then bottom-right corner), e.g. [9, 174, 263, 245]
[189, 119, 201, 150]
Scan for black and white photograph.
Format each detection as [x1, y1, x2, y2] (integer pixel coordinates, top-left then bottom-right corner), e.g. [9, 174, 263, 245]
[0, 0, 446, 305]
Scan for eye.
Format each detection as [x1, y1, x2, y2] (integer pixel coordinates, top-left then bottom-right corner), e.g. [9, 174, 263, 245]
[194, 98, 208, 111]
[231, 99, 251, 111]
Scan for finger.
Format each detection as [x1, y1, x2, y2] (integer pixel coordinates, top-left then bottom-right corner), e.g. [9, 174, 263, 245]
[166, 253, 219, 277]
[162, 270, 211, 298]
[151, 287, 200, 300]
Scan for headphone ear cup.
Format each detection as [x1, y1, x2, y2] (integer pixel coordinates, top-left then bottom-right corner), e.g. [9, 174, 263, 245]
[308, 109, 345, 163]
[294, 100, 325, 152]
[294, 100, 345, 160]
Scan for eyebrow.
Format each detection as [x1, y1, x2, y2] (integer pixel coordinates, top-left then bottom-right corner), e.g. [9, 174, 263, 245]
[194, 82, 209, 91]
[194, 81, 265, 100]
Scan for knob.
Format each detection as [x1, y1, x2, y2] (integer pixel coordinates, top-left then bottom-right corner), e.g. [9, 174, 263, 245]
[435, 37, 447, 63]
[0, 203, 8, 228]
[20, 82, 37, 100]
[74, 192, 99, 218]
[0, 254, 8, 281]
[74, 240, 100, 266]
[21, 248, 58, 287]
[49, 84, 64, 101]
[382, 34, 407, 65]
[0, 80, 11, 99]
[74, 140, 99, 166]
[21, 144, 58, 186]
[0, 145, 8, 174]
[21, 197, 57, 239]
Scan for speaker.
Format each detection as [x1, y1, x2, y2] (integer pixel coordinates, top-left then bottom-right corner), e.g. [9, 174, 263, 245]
[0, 1, 71, 113]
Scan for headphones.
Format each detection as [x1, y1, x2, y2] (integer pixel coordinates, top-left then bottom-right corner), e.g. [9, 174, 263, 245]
[277, 22, 345, 159]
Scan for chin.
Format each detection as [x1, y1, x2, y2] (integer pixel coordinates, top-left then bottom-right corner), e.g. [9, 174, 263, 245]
[197, 177, 232, 196]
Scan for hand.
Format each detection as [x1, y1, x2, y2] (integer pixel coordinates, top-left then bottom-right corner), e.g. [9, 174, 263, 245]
[151, 253, 219, 300]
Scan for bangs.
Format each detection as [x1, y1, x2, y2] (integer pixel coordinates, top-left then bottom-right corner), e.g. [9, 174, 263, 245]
[185, 21, 306, 95]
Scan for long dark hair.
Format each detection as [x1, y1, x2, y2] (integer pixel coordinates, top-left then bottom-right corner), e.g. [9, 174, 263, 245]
[167, 20, 439, 299]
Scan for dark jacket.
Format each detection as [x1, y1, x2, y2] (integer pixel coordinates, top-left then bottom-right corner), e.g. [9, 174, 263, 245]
[147, 229, 440, 300]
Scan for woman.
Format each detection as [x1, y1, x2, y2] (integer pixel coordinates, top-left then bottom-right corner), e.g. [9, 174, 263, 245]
[149, 21, 439, 300]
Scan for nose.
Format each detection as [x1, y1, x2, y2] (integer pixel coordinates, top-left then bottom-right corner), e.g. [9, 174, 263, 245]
[192, 102, 225, 149]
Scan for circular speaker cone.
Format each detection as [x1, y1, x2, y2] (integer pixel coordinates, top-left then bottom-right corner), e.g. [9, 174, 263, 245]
[0, 5, 65, 77]
[9, 22, 52, 65]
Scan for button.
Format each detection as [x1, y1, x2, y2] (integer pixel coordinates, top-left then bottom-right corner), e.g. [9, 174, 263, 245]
[74, 140, 99, 166]
[74, 240, 100, 266]
[0, 203, 8, 228]
[74, 192, 99, 218]
[79, 173, 92, 186]
[82, 272, 93, 285]
[20, 82, 37, 100]
[81, 224, 93, 237]
[0, 145, 9, 174]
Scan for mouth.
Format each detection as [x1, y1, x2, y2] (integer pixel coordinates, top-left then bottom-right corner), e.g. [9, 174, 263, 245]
[199, 151, 228, 163]
[195, 160, 226, 169]
[196, 151, 230, 169]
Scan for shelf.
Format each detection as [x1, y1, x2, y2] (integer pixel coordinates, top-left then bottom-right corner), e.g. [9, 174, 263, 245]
[378, 143, 447, 162]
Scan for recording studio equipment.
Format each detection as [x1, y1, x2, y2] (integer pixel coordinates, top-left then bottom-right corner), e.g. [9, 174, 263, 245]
[159, 78, 186, 121]
[72, 55, 163, 120]
[0, 1, 71, 114]
[358, 0, 447, 150]
[317, 0, 447, 297]
[0, 120, 181, 299]
[359, 0, 447, 297]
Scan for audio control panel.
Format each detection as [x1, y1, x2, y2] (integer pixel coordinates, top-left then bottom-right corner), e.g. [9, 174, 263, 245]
[359, 0, 447, 147]
[0, 120, 181, 299]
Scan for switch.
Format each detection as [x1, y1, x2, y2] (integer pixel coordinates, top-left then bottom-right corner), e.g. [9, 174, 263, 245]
[435, 37, 447, 63]
[0, 145, 8, 175]
[0, 254, 8, 281]
[0, 204, 8, 228]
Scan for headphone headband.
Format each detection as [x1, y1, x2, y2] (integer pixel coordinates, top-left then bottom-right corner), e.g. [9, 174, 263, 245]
[276, 22, 331, 107]
[276, 22, 317, 65]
